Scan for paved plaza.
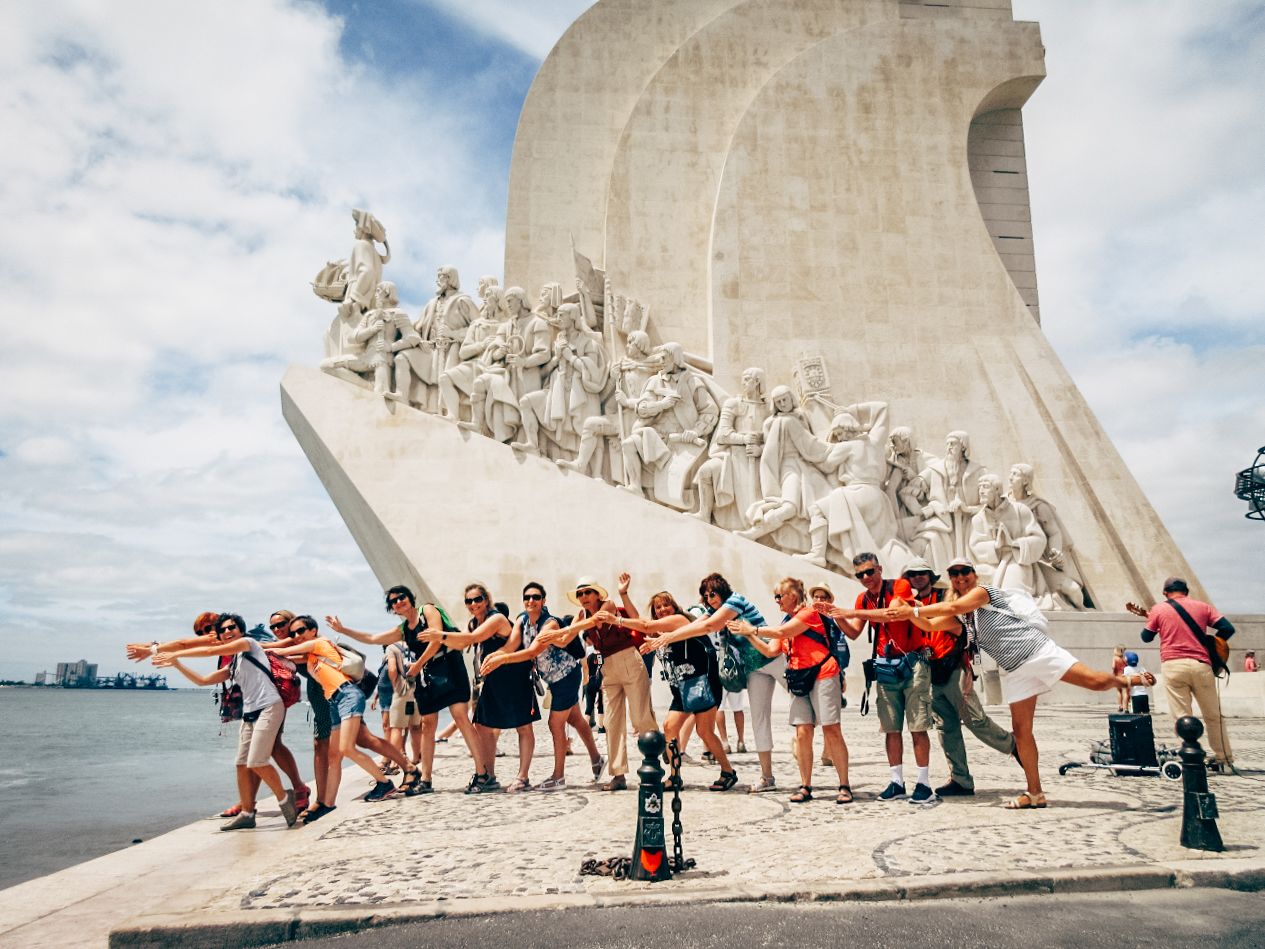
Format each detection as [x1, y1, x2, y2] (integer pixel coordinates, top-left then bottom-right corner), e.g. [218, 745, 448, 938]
[2, 702, 1261, 947]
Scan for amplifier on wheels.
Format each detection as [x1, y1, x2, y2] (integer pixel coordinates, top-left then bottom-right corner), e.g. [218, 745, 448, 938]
[1108, 713, 1159, 768]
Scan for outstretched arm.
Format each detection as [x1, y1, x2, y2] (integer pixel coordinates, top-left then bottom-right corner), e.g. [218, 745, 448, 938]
[886, 587, 988, 621]
[324, 615, 401, 646]
[126, 636, 206, 662]
[421, 612, 511, 649]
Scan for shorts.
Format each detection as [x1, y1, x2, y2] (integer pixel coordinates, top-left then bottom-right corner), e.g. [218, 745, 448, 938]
[235, 701, 286, 768]
[876, 658, 932, 733]
[719, 688, 748, 712]
[328, 681, 367, 731]
[306, 674, 332, 740]
[547, 665, 582, 712]
[789, 674, 842, 726]
[1001, 639, 1076, 704]
[387, 688, 423, 728]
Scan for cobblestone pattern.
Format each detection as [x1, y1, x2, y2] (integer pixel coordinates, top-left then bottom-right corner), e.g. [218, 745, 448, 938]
[233, 708, 1265, 911]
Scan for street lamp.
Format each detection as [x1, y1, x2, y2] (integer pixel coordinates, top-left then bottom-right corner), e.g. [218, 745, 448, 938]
[1234, 446, 1265, 522]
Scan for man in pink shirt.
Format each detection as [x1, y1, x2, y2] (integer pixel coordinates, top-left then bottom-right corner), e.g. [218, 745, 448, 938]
[1140, 577, 1237, 771]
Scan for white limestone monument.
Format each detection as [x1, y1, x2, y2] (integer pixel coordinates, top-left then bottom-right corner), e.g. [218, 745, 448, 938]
[283, 0, 1200, 624]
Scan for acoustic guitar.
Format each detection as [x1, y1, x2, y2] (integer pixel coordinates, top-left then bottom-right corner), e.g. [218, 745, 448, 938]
[1125, 601, 1230, 678]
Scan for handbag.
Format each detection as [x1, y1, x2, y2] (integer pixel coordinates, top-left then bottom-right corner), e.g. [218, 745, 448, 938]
[680, 672, 716, 713]
[717, 631, 749, 692]
[421, 648, 456, 693]
[873, 653, 918, 687]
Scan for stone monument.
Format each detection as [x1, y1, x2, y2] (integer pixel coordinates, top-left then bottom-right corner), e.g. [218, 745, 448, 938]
[284, 0, 1202, 629]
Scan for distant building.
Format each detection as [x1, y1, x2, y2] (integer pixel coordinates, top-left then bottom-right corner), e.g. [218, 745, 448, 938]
[54, 660, 98, 687]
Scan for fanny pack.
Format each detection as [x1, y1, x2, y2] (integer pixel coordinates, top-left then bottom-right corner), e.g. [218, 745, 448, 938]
[873, 652, 919, 687]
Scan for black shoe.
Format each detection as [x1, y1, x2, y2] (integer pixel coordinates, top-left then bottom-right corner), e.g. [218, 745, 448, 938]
[301, 803, 336, 825]
[908, 783, 937, 806]
[709, 770, 739, 792]
[935, 780, 975, 797]
[877, 781, 907, 801]
[365, 780, 397, 802]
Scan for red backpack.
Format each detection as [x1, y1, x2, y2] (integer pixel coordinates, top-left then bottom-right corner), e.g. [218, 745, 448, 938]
[242, 651, 302, 708]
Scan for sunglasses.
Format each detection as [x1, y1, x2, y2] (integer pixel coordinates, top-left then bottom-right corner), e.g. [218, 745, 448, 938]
[268, 620, 289, 631]
[772, 590, 793, 599]
[218, 622, 240, 633]
[197, 625, 215, 635]
[387, 595, 407, 606]
[576, 589, 598, 598]
[291, 623, 316, 634]
[523, 593, 544, 602]
[464, 594, 486, 605]
[947, 568, 974, 578]
[855, 568, 878, 580]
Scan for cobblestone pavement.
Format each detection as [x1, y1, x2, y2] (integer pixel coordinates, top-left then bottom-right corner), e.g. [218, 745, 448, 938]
[220, 706, 1264, 914]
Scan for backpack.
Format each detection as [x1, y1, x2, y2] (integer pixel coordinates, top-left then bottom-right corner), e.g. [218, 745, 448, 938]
[716, 631, 748, 693]
[218, 682, 243, 723]
[241, 650, 302, 708]
[820, 615, 850, 671]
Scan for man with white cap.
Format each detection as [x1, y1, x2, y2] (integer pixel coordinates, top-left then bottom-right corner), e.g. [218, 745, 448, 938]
[905, 557, 1015, 797]
[544, 573, 656, 790]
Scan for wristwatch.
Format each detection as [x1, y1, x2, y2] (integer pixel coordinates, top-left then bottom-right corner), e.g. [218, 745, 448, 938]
[913, 605, 921, 619]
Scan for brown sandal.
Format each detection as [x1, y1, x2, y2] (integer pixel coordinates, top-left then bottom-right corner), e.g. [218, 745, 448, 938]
[1004, 791, 1047, 809]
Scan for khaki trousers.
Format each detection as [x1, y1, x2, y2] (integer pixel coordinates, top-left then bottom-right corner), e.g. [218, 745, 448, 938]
[931, 666, 1015, 790]
[600, 647, 659, 776]
[1162, 658, 1233, 763]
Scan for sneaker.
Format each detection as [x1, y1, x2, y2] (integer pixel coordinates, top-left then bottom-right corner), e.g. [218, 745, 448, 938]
[935, 780, 975, 798]
[221, 811, 256, 831]
[279, 790, 298, 828]
[748, 775, 777, 793]
[909, 783, 938, 806]
[591, 755, 606, 782]
[538, 776, 567, 791]
[877, 781, 907, 802]
[736, 742, 748, 754]
[365, 780, 397, 802]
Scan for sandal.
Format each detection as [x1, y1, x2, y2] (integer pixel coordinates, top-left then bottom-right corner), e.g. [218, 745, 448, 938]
[836, 784, 854, 804]
[293, 786, 311, 813]
[400, 768, 423, 795]
[664, 775, 683, 791]
[218, 803, 242, 818]
[709, 770, 738, 792]
[790, 785, 813, 803]
[1004, 792, 1047, 810]
[506, 777, 532, 793]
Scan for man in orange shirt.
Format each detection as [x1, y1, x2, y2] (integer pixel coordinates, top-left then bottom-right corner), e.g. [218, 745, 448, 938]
[829, 553, 935, 805]
[902, 559, 1015, 797]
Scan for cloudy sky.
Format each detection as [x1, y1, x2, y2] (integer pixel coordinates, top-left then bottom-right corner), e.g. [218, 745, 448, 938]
[0, 1, 1261, 680]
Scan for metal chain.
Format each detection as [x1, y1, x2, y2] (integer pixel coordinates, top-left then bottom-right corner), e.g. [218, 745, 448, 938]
[668, 738, 686, 870]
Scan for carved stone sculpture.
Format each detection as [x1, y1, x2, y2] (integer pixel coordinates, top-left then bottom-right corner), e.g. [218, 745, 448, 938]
[467, 286, 547, 443]
[513, 297, 608, 458]
[1009, 463, 1094, 610]
[694, 367, 770, 531]
[413, 267, 480, 414]
[620, 342, 719, 509]
[558, 330, 661, 480]
[969, 473, 1046, 595]
[800, 402, 906, 574]
[321, 281, 415, 395]
[440, 283, 508, 421]
[318, 209, 390, 359]
[913, 431, 988, 571]
[884, 426, 933, 544]
[739, 386, 827, 550]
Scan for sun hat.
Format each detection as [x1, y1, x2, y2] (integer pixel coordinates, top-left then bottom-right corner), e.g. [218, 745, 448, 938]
[566, 577, 610, 606]
[807, 581, 834, 600]
[900, 557, 941, 582]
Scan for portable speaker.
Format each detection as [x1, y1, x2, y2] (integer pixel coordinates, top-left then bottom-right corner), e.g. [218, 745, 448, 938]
[1108, 713, 1158, 768]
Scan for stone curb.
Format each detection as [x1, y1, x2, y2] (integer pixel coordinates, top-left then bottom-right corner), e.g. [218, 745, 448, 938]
[108, 861, 1265, 948]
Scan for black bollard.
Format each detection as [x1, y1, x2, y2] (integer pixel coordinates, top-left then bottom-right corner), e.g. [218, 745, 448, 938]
[629, 730, 672, 882]
[1176, 715, 1225, 852]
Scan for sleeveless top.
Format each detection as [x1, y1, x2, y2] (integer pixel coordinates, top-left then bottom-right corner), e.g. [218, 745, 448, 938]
[960, 585, 1050, 673]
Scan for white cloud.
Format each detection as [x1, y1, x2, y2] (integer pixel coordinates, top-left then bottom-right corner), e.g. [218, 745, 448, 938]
[416, 0, 587, 59]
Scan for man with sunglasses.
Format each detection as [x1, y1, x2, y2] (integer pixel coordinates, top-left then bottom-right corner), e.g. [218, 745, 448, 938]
[902, 560, 1015, 798]
[152, 614, 299, 830]
[542, 574, 651, 791]
[825, 553, 936, 805]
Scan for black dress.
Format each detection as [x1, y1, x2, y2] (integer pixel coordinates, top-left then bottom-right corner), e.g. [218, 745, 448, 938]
[471, 625, 541, 729]
[405, 614, 470, 715]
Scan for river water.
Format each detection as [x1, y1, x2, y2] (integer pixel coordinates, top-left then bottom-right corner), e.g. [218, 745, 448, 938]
[0, 688, 319, 890]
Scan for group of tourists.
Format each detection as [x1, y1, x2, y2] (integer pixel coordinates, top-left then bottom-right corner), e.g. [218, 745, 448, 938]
[129, 555, 1200, 830]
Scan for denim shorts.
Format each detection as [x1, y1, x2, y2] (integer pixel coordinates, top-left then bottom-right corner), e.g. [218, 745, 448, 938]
[328, 681, 367, 731]
[547, 665, 583, 712]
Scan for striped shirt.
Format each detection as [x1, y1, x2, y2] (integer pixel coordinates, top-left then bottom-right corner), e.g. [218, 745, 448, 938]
[961, 586, 1050, 673]
[712, 593, 771, 673]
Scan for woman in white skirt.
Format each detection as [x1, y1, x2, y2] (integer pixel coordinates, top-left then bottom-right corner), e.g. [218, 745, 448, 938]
[887, 558, 1154, 809]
